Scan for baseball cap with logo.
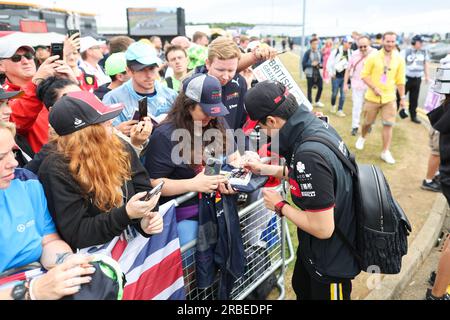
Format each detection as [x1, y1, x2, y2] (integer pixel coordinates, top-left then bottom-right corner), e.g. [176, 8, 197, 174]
[125, 42, 162, 71]
[49, 91, 124, 136]
[182, 74, 229, 117]
[243, 80, 296, 131]
[105, 52, 127, 76]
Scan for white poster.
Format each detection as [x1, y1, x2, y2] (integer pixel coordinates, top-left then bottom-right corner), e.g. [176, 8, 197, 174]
[253, 57, 313, 111]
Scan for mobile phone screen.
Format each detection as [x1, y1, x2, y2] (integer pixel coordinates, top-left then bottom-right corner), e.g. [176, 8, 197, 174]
[138, 97, 148, 121]
[143, 181, 165, 201]
[51, 43, 64, 59]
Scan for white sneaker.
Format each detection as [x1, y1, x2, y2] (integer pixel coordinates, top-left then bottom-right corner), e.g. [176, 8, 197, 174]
[336, 110, 346, 117]
[381, 150, 396, 164]
[331, 105, 337, 114]
[355, 136, 365, 150]
[315, 101, 325, 108]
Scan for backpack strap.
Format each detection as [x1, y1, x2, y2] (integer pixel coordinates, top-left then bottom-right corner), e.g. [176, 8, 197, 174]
[297, 136, 364, 266]
[302, 136, 357, 175]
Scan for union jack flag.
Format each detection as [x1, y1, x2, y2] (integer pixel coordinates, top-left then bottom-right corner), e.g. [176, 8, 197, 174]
[81, 200, 185, 300]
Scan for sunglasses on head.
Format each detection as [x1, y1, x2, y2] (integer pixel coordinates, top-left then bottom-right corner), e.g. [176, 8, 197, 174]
[10, 52, 34, 63]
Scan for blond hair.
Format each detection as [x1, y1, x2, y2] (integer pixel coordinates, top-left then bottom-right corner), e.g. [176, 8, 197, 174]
[0, 121, 16, 136]
[208, 37, 241, 61]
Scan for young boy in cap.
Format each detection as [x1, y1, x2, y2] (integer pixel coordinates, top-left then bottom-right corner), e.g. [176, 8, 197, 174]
[79, 36, 111, 86]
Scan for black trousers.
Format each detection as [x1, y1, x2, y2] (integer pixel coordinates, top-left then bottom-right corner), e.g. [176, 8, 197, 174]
[306, 75, 323, 104]
[292, 257, 352, 300]
[406, 76, 422, 118]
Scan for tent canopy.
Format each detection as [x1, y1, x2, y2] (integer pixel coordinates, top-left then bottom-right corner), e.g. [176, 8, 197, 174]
[0, 31, 66, 47]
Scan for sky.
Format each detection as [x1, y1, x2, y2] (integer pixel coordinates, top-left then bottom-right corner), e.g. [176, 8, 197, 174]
[20, 0, 450, 36]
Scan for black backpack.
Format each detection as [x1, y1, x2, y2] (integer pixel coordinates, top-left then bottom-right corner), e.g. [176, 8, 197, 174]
[301, 136, 412, 274]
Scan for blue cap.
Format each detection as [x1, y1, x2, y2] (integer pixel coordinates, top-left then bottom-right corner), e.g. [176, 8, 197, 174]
[183, 74, 229, 117]
[125, 42, 162, 71]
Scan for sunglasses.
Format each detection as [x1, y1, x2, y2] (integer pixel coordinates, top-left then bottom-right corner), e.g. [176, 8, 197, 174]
[10, 52, 34, 63]
[359, 46, 368, 49]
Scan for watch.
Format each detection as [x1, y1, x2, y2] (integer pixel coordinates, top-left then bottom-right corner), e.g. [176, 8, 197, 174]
[274, 200, 289, 217]
[11, 281, 29, 300]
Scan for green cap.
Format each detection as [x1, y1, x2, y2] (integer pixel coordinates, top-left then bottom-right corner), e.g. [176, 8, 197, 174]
[105, 52, 127, 76]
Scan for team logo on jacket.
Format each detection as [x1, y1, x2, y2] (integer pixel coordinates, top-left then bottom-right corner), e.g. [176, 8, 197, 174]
[85, 75, 94, 85]
[296, 161, 305, 173]
[289, 178, 301, 198]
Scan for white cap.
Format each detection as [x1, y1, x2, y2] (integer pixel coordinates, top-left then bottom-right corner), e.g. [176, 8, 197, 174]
[0, 33, 35, 58]
[247, 40, 261, 52]
[80, 36, 105, 53]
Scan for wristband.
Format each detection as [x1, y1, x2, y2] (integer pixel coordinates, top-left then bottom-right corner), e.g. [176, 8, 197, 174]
[274, 200, 289, 217]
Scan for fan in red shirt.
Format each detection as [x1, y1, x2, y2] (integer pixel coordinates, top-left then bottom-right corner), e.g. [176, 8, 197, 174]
[0, 35, 79, 153]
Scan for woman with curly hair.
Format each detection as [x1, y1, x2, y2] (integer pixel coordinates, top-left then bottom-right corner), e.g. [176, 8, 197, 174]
[38, 91, 162, 250]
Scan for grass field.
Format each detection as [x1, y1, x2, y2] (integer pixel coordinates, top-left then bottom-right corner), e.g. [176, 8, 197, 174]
[269, 52, 438, 300]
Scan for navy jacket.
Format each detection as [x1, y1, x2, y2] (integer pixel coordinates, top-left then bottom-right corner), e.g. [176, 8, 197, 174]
[196, 193, 245, 299]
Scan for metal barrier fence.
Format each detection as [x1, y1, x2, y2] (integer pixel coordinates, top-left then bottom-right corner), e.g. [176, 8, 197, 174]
[175, 187, 295, 300]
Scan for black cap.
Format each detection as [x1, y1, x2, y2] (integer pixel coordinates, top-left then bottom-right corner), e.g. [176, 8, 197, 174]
[244, 80, 293, 130]
[49, 91, 124, 136]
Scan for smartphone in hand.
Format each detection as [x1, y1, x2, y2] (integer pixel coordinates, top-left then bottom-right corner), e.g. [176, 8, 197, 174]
[138, 97, 148, 121]
[205, 158, 222, 176]
[142, 181, 165, 201]
[68, 29, 80, 39]
[51, 43, 64, 59]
